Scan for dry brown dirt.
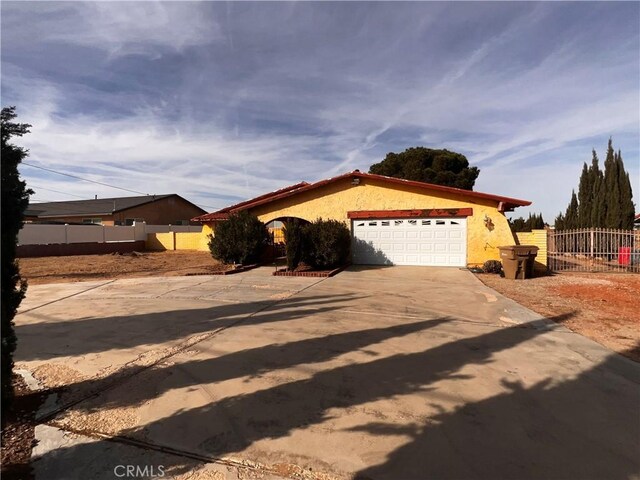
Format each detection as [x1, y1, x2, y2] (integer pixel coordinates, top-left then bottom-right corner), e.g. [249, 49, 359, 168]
[476, 272, 640, 362]
[18, 251, 229, 285]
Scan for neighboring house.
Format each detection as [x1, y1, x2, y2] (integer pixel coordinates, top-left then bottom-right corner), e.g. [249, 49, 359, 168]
[193, 170, 531, 267]
[635, 213, 640, 230]
[26, 194, 206, 226]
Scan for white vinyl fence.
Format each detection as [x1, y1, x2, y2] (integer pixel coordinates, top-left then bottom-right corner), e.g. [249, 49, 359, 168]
[18, 222, 202, 246]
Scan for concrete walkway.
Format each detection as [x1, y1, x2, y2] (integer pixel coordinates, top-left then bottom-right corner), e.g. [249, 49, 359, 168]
[15, 267, 640, 480]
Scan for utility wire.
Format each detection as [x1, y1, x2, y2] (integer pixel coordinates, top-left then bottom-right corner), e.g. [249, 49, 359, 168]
[23, 162, 220, 212]
[29, 184, 87, 199]
[22, 162, 150, 196]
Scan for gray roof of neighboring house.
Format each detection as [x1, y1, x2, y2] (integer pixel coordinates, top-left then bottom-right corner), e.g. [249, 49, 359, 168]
[25, 194, 206, 218]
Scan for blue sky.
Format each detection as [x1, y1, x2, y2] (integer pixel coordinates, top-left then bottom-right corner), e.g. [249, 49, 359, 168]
[2, 1, 639, 221]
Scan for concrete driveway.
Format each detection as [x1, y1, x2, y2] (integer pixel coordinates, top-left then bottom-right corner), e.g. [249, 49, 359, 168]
[15, 267, 640, 480]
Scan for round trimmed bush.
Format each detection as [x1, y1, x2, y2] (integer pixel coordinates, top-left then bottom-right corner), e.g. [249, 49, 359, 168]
[302, 219, 351, 270]
[208, 211, 269, 265]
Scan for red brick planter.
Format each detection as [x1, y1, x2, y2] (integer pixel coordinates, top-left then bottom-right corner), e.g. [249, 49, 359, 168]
[185, 264, 260, 276]
[273, 264, 350, 277]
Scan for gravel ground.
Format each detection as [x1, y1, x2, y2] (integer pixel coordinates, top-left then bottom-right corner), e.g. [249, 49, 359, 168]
[18, 251, 228, 285]
[476, 271, 640, 361]
[1, 375, 46, 480]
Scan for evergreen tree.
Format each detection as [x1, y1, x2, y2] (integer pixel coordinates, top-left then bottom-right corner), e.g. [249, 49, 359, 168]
[508, 216, 527, 232]
[577, 161, 592, 227]
[590, 151, 605, 227]
[508, 212, 545, 232]
[559, 139, 635, 230]
[1, 106, 32, 422]
[617, 150, 635, 229]
[564, 190, 579, 229]
[530, 212, 545, 229]
[603, 139, 621, 228]
[369, 147, 480, 190]
[554, 213, 565, 230]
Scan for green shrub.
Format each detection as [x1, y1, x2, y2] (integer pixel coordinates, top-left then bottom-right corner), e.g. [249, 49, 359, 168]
[208, 211, 269, 265]
[483, 260, 502, 274]
[302, 218, 351, 269]
[283, 219, 305, 270]
[2, 107, 32, 422]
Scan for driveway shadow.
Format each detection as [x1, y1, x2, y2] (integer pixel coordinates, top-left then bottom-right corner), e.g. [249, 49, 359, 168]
[32, 311, 639, 480]
[16, 293, 364, 361]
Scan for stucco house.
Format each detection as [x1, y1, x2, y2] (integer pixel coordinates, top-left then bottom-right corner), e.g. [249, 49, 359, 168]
[192, 171, 531, 267]
[26, 194, 206, 226]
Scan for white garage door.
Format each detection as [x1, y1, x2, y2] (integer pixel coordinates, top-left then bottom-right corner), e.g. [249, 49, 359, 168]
[352, 218, 467, 267]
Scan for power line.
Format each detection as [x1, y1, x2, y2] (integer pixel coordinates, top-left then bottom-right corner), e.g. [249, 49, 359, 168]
[29, 184, 86, 199]
[23, 162, 221, 211]
[22, 162, 150, 196]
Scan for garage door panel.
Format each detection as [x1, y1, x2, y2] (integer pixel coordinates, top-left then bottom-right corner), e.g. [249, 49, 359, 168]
[353, 217, 466, 267]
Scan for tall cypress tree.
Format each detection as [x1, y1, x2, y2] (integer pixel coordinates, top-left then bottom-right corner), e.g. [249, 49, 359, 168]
[590, 151, 605, 227]
[603, 139, 621, 228]
[577, 161, 592, 227]
[564, 190, 579, 229]
[1, 106, 32, 421]
[616, 150, 635, 229]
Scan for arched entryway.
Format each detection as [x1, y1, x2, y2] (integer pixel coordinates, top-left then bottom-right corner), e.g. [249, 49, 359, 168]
[265, 216, 310, 258]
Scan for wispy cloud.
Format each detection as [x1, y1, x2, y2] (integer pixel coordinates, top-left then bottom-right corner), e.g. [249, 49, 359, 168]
[1, 1, 638, 219]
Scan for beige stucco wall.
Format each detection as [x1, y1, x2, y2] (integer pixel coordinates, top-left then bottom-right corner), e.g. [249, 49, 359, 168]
[205, 177, 520, 266]
[147, 232, 209, 251]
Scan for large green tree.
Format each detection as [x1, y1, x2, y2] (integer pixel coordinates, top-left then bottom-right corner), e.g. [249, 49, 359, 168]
[369, 146, 480, 190]
[1, 106, 32, 421]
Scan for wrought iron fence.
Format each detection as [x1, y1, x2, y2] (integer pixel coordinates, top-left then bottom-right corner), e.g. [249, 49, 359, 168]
[548, 228, 639, 273]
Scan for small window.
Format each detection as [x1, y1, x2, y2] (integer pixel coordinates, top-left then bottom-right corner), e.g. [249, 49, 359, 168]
[82, 218, 102, 225]
[381, 221, 390, 226]
[356, 222, 365, 227]
[394, 220, 404, 226]
[451, 220, 459, 225]
[368, 221, 378, 226]
[436, 220, 445, 225]
[408, 220, 417, 226]
[421, 220, 431, 226]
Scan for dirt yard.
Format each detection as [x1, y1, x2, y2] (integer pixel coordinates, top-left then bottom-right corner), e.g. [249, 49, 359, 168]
[476, 272, 640, 362]
[18, 251, 229, 285]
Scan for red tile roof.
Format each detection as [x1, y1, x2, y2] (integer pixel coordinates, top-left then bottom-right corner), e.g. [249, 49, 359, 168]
[192, 171, 531, 222]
